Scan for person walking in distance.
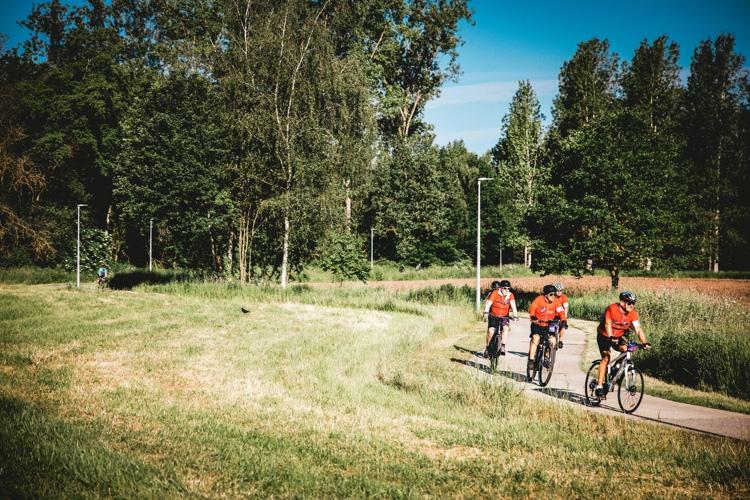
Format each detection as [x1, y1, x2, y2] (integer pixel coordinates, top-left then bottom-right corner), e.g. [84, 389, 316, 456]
[595, 291, 651, 397]
[527, 284, 567, 374]
[482, 280, 518, 356]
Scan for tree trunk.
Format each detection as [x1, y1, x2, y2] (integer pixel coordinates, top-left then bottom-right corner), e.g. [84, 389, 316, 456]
[344, 178, 351, 232]
[226, 230, 235, 278]
[280, 214, 290, 288]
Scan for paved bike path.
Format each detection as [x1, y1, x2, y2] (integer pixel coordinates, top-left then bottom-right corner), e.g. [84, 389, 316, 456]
[472, 317, 750, 441]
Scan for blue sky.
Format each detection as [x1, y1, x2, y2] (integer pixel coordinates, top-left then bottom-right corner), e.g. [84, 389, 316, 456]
[2, 0, 748, 154]
[425, 0, 750, 153]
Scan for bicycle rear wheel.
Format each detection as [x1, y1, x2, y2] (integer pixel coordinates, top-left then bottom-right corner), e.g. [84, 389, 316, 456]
[617, 365, 644, 413]
[538, 341, 556, 387]
[584, 361, 602, 406]
[488, 332, 499, 373]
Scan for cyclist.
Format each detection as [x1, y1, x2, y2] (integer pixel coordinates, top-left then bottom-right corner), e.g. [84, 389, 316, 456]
[553, 282, 569, 348]
[482, 279, 518, 356]
[528, 284, 567, 374]
[594, 291, 651, 397]
[97, 263, 108, 286]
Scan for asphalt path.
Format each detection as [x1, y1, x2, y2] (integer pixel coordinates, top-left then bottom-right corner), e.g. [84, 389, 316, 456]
[458, 316, 750, 441]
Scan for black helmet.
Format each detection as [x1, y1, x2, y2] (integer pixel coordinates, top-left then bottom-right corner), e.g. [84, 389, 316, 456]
[491, 280, 502, 289]
[542, 284, 557, 295]
[619, 291, 636, 304]
[499, 280, 511, 288]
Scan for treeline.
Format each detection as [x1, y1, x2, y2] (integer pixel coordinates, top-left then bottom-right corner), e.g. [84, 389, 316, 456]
[1, 1, 748, 287]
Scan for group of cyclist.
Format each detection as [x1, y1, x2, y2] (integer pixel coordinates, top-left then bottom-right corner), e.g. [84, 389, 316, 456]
[482, 280, 651, 396]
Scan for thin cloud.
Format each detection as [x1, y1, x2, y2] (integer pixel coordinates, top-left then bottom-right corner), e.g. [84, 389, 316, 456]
[427, 79, 558, 110]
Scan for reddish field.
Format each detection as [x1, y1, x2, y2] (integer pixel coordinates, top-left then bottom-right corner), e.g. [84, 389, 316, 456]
[361, 275, 750, 306]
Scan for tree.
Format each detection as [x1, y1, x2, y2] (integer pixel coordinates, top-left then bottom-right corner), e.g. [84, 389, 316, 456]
[491, 81, 547, 267]
[113, 74, 232, 271]
[621, 36, 682, 133]
[683, 34, 750, 271]
[551, 38, 620, 139]
[373, 0, 472, 139]
[372, 135, 465, 265]
[531, 111, 686, 288]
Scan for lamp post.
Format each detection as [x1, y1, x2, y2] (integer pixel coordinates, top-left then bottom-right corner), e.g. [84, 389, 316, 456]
[76, 204, 87, 289]
[476, 178, 493, 310]
[370, 228, 374, 269]
[149, 218, 153, 272]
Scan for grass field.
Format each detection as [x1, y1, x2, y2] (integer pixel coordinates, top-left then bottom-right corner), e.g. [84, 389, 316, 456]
[1, 282, 748, 497]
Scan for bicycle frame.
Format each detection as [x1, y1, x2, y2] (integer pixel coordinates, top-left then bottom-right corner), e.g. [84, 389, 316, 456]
[604, 342, 639, 391]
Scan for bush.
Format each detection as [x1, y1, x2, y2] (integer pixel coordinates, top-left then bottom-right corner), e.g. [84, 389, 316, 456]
[317, 231, 369, 284]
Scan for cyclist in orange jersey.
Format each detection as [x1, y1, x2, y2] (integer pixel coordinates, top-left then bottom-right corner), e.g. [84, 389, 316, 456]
[595, 291, 651, 397]
[552, 282, 569, 348]
[482, 279, 518, 356]
[527, 284, 566, 374]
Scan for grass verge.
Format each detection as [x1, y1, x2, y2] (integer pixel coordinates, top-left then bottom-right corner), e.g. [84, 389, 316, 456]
[0, 282, 748, 496]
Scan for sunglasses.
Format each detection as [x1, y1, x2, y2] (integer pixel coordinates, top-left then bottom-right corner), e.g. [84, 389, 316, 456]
[500, 287, 510, 290]
[545, 293, 555, 297]
[624, 300, 636, 306]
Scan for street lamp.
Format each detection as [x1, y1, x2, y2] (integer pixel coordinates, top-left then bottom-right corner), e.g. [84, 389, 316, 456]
[476, 177, 493, 310]
[149, 218, 153, 272]
[76, 204, 87, 288]
[370, 227, 374, 269]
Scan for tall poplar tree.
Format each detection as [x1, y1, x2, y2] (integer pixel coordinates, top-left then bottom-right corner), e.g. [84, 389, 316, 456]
[683, 34, 749, 271]
[491, 80, 547, 267]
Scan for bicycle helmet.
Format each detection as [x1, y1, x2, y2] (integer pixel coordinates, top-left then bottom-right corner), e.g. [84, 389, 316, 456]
[619, 290, 637, 304]
[553, 282, 564, 291]
[499, 280, 511, 288]
[491, 280, 502, 289]
[542, 284, 557, 295]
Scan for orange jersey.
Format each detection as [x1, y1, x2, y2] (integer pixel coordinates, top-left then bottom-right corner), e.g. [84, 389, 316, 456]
[528, 295, 566, 326]
[597, 303, 641, 338]
[485, 289, 515, 317]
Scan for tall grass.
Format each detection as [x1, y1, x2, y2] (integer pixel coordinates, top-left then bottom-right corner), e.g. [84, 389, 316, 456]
[571, 290, 750, 399]
[302, 262, 536, 282]
[0, 266, 76, 284]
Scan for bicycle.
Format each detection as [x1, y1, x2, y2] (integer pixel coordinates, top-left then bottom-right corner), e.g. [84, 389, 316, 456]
[487, 329, 500, 373]
[526, 319, 559, 387]
[97, 275, 108, 289]
[584, 339, 646, 414]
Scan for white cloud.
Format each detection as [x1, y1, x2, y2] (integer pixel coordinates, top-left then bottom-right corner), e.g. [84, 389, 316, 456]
[426, 79, 558, 110]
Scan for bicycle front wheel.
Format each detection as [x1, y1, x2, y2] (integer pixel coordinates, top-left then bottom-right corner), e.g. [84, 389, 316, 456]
[617, 365, 644, 414]
[584, 361, 602, 406]
[488, 333, 499, 373]
[538, 342, 556, 387]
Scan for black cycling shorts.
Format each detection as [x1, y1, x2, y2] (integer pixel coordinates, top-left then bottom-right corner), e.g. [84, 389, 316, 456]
[488, 315, 510, 331]
[529, 323, 547, 338]
[597, 334, 627, 352]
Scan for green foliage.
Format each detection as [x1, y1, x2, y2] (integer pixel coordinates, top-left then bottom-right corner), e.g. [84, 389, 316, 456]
[61, 227, 111, 273]
[532, 110, 688, 286]
[372, 136, 467, 265]
[317, 231, 370, 283]
[491, 81, 548, 251]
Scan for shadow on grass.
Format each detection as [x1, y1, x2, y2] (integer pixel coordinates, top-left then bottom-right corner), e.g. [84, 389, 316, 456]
[108, 270, 191, 290]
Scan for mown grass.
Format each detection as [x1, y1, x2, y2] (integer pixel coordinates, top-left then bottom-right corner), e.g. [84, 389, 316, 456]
[1, 282, 748, 497]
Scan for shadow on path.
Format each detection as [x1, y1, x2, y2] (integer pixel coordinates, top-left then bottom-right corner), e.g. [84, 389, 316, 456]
[532, 387, 595, 407]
